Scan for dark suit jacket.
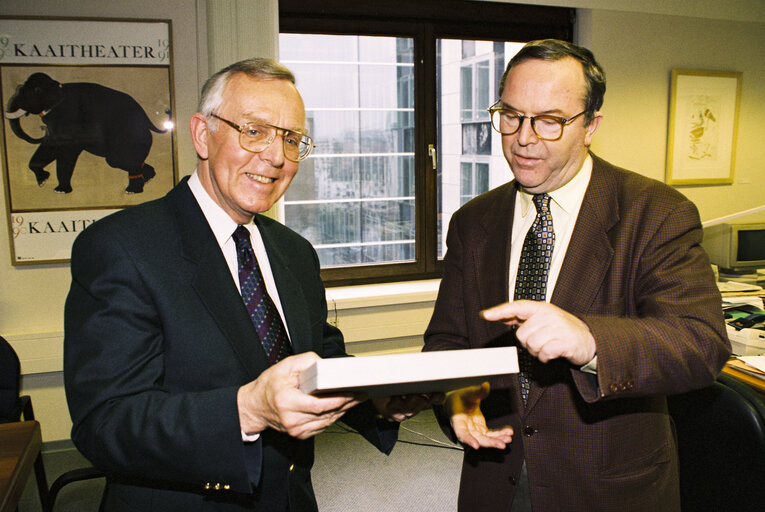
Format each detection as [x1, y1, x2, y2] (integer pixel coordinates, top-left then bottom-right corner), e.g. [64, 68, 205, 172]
[423, 155, 730, 512]
[64, 178, 396, 512]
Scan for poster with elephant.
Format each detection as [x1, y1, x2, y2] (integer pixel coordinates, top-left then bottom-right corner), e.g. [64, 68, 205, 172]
[0, 17, 177, 264]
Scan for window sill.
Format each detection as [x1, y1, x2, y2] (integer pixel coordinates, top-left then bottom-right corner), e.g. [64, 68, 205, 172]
[326, 279, 440, 310]
[9, 280, 442, 375]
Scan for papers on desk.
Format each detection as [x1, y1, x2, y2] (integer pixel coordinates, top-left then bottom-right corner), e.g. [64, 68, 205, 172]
[299, 347, 518, 398]
[728, 356, 765, 381]
[717, 280, 763, 295]
[723, 301, 765, 356]
[738, 356, 765, 373]
[723, 297, 765, 309]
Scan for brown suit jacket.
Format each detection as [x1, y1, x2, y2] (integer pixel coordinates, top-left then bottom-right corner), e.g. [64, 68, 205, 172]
[424, 154, 730, 512]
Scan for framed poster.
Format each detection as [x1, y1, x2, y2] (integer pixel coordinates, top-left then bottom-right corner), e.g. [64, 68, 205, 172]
[0, 17, 178, 264]
[665, 69, 742, 186]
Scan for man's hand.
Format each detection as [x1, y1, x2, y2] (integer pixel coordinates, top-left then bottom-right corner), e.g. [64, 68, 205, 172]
[372, 392, 446, 423]
[445, 382, 513, 450]
[237, 352, 362, 440]
[482, 300, 596, 366]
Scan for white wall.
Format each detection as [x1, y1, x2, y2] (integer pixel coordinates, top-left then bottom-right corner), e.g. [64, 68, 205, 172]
[583, 8, 765, 224]
[489, 0, 765, 24]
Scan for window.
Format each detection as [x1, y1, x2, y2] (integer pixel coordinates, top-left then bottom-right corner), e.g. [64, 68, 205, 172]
[460, 56, 490, 123]
[280, 35, 415, 268]
[280, 0, 573, 286]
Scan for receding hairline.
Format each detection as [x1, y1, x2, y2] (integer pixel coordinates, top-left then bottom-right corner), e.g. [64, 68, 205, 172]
[198, 58, 297, 116]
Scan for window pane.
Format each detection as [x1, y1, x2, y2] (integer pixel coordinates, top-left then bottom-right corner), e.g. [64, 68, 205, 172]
[462, 40, 475, 59]
[476, 162, 489, 195]
[280, 34, 415, 268]
[284, 197, 414, 268]
[460, 162, 472, 196]
[460, 65, 472, 122]
[437, 39, 526, 258]
[476, 60, 491, 121]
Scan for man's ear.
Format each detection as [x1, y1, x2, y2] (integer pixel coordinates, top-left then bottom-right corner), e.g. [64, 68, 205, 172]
[583, 111, 603, 147]
[190, 113, 210, 160]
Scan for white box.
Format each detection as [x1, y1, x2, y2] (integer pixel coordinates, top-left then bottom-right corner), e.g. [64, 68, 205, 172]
[299, 346, 518, 398]
[727, 324, 765, 356]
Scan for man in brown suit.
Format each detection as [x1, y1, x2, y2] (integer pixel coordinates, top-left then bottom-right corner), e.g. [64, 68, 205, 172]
[423, 39, 730, 511]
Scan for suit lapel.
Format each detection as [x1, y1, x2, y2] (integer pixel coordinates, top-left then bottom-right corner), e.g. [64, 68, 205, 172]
[254, 216, 313, 355]
[551, 155, 617, 313]
[475, 183, 517, 339]
[169, 180, 271, 379]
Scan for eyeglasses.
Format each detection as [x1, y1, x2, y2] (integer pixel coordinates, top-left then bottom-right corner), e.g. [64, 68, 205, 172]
[210, 114, 315, 162]
[487, 101, 586, 142]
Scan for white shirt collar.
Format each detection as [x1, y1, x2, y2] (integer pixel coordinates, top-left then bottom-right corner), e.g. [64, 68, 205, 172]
[187, 170, 248, 243]
[517, 154, 593, 218]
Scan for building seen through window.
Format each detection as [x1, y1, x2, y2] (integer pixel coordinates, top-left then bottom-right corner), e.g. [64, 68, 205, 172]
[280, 34, 525, 268]
[280, 34, 415, 268]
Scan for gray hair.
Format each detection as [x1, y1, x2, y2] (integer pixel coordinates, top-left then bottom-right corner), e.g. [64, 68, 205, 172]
[198, 58, 296, 130]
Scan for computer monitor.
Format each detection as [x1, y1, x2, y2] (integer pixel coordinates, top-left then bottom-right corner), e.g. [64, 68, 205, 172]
[702, 222, 765, 273]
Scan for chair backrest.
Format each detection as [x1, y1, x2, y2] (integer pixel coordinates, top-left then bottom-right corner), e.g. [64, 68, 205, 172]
[667, 372, 765, 512]
[0, 335, 21, 421]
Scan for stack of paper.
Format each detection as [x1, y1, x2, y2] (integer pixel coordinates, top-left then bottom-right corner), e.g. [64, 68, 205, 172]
[717, 280, 764, 297]
[728, 356, 765, 381]
[299, 347, 518, 398]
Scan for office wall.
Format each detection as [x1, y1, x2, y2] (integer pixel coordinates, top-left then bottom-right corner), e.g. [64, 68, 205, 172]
[0, 0, 208, 442]
[582, 9, 765, 224]
[0, 0, 763, 442]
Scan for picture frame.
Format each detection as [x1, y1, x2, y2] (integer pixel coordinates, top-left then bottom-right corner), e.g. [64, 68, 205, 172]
[666, 69, 742, 186]
[0, 16, 178, 265]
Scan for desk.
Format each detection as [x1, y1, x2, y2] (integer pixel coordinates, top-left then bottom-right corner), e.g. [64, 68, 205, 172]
[722, 362, 765, 397]
[0, 421, 41, 512]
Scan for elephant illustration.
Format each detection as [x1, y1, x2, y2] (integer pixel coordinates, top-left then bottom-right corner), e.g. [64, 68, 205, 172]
[5, 72, 168, 194]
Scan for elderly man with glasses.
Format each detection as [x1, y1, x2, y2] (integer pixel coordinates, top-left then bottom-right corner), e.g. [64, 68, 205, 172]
[64, 58, 433, 512]
[423, 39, 729, 512]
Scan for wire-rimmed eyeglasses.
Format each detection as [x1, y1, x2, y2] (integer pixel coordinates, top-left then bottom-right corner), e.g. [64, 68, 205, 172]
[487, 100, 586, 142]
[210, 113, 315, 162]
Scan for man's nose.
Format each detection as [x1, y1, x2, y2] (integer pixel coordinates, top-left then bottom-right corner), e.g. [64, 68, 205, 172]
[259, 135, 286, 166]
[516, 117, 539, 145]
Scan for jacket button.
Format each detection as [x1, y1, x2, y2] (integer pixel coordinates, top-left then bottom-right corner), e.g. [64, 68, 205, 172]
[289, 464, 294, 471]
[204, 483, 211, 490]
[214, 483, 221, 490]
[609, 382, 619, 393]
[223, 485, 230, 490]
[626, 380, 634, 390]
[523, 426, 536, 437]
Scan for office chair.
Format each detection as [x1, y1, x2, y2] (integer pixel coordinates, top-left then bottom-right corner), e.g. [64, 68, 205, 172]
[667, 372, 765, 512]
[0, 334, 105, 512]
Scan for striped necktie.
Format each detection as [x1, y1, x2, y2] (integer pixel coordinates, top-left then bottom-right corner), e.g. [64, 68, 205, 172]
[513, 193, 555, 404]
[232, 225, 292, 364]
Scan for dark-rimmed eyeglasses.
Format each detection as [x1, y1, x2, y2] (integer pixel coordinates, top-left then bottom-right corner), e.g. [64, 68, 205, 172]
[210, 114, 315, 162]
[487, 100, 586, 142]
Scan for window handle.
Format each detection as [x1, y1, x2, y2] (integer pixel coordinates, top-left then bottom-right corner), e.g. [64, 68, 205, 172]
[428, 144, 437, 170]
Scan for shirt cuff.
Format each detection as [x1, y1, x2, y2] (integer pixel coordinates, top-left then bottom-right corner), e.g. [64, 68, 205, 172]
[580, 355, 598, 374]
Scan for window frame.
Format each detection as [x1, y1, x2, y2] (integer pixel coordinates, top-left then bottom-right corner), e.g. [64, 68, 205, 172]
[279, 0, 573, 287]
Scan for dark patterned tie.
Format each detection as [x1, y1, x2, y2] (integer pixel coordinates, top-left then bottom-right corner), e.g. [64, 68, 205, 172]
[232, 225, 292, 364]
[513, 193, 555, 405]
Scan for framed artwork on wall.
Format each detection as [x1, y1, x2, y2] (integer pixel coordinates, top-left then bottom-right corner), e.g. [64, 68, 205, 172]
[0, 16, 178, 265]
[665, 69, 742, 186]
